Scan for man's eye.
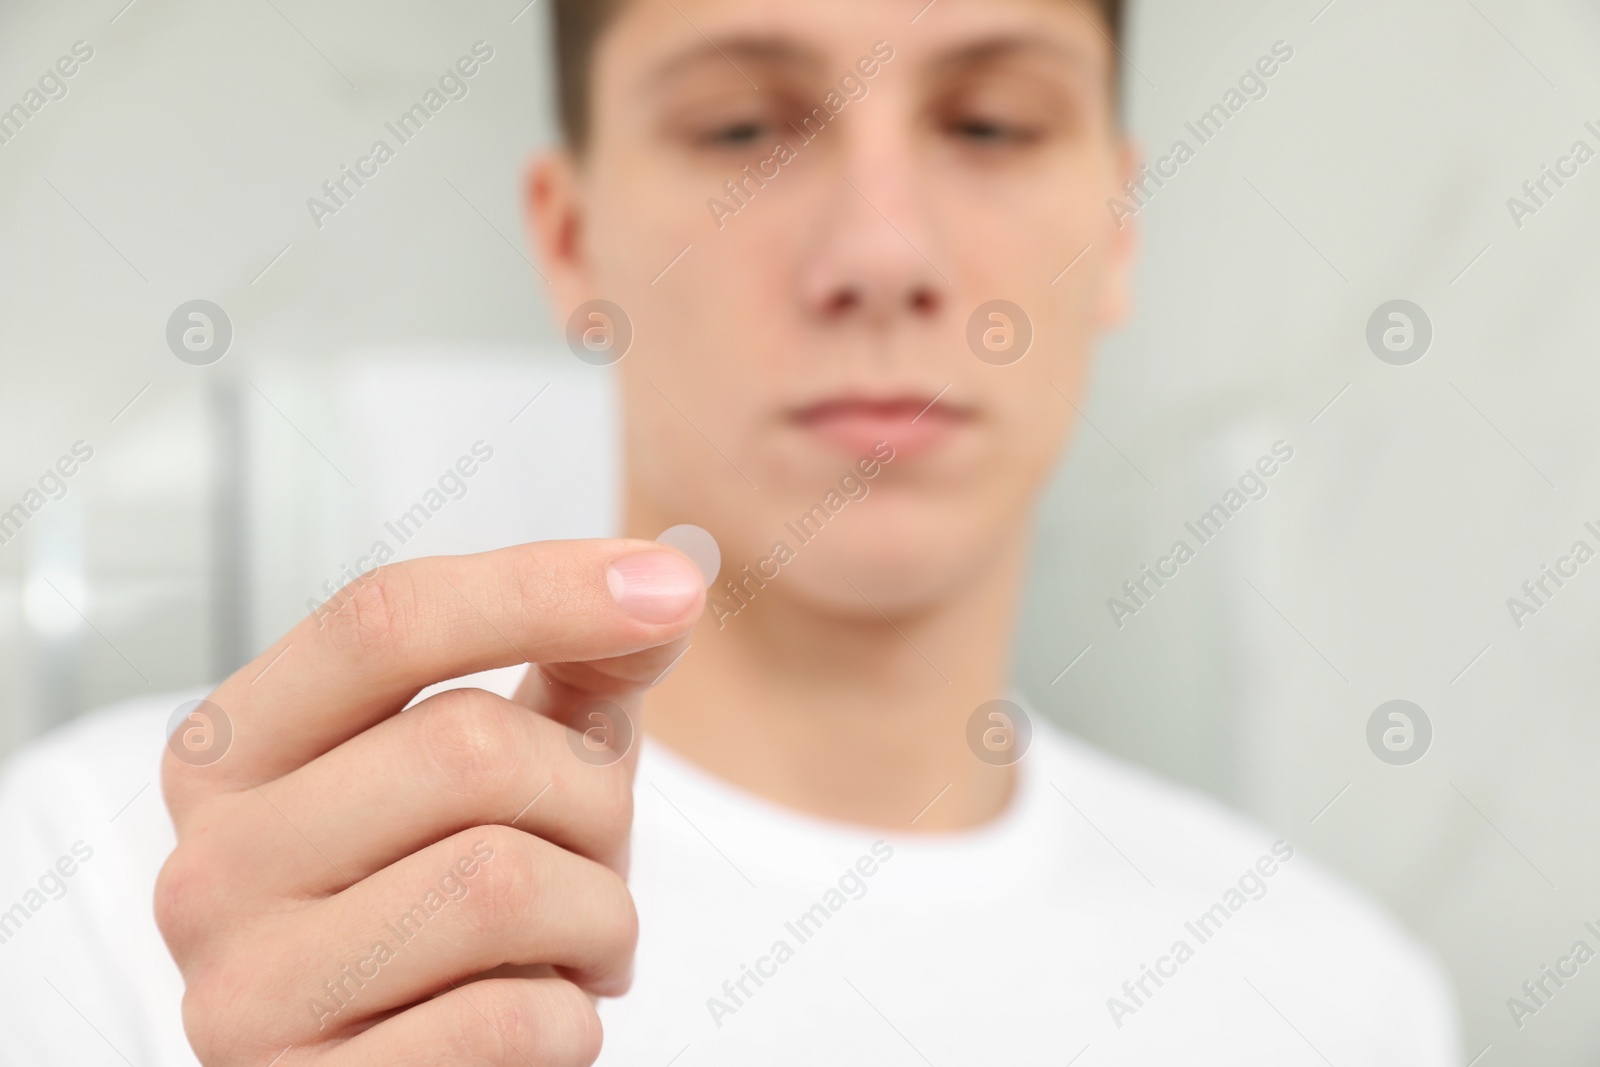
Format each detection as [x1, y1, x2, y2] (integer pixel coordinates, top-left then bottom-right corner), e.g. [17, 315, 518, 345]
[951, 117, 1032, 144]
[704, 120, 769, 146]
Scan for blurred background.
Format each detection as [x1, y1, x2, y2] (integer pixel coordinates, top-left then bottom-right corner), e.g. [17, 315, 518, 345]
[3, 0, 1599, 1060]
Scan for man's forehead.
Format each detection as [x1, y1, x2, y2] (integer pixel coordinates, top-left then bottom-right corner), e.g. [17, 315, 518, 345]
[616, 0, 1101, 88]
[644, 34, 1093, 86]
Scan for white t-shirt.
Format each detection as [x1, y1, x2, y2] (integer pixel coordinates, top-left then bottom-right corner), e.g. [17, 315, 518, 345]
[0, 684, 1459, 1065]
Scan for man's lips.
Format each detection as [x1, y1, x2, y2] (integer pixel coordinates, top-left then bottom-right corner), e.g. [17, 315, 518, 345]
[789, 395, 974, 459]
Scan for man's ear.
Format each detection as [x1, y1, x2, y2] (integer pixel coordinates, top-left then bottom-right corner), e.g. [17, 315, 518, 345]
[1094, 137, 1140, 330]
[525, 149, 590, 321]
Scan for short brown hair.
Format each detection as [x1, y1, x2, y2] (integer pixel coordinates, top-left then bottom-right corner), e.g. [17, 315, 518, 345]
[552, 0, 1125, 152]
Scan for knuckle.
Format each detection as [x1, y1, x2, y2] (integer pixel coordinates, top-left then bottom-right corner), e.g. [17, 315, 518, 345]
[446, 982, 530, 1064]
[579, 863, 639, 982]
[460, 827, 538, 935]
[152, 850, 186, 944]
[180, 959, 254, 1064]
[420, 691, 522, 795]
[180, 983, 221, 1060]
[447, 979, 601, 1066]
[318, 564, 414, 660]
[548, 979, 606, 1065]
[180, 987, 222, 1062]
[153, 843, 213, 952]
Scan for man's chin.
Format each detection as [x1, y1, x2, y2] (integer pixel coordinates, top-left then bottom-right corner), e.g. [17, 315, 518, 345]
[787, 539, 1001, 619]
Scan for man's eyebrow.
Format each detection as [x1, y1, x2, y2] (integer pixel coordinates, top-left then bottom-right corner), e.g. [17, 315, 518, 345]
[926, 34, 1095, 77]
[644, 35, 828, 90]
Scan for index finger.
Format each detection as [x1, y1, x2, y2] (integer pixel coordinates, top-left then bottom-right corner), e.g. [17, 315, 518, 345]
[168, 539, 706, 799]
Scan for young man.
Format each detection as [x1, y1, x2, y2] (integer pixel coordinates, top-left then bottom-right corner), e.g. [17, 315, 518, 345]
[0, 0, 1459, 1063]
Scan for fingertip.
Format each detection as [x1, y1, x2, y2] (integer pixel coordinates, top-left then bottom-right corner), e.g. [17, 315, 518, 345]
[605, 550, 705, 625]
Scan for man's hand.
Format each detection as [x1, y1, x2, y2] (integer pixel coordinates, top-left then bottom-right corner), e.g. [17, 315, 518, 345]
[154, 540, 706, 1066]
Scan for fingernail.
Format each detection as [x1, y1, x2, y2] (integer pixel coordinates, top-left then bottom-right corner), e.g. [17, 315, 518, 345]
[606, 551, 704, 623]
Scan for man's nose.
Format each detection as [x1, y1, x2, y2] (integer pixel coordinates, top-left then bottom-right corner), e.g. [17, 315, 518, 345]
[796, 136, 950, 329]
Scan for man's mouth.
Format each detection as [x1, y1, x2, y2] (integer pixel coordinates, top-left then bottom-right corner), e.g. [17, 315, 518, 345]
[789, 393, 974, 460]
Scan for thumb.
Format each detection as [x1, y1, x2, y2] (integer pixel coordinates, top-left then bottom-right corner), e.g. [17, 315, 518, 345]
[510, 543, 708, 772]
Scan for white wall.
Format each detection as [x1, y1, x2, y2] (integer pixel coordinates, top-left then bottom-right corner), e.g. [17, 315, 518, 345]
[1017, 2, 1600, 1060]
[2, 0, 1598, 1060]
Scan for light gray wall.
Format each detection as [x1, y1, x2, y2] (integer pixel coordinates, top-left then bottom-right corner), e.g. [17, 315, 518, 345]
[1017, 5, 1600, 1062]
[2, 0, 1598, 1061]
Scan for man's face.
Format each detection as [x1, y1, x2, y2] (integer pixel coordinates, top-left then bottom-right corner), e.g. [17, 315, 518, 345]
[531, 0, 1134, 614]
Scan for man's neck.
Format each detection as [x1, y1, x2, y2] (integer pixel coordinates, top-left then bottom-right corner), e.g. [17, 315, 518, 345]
[633, 511, 1026, 833]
